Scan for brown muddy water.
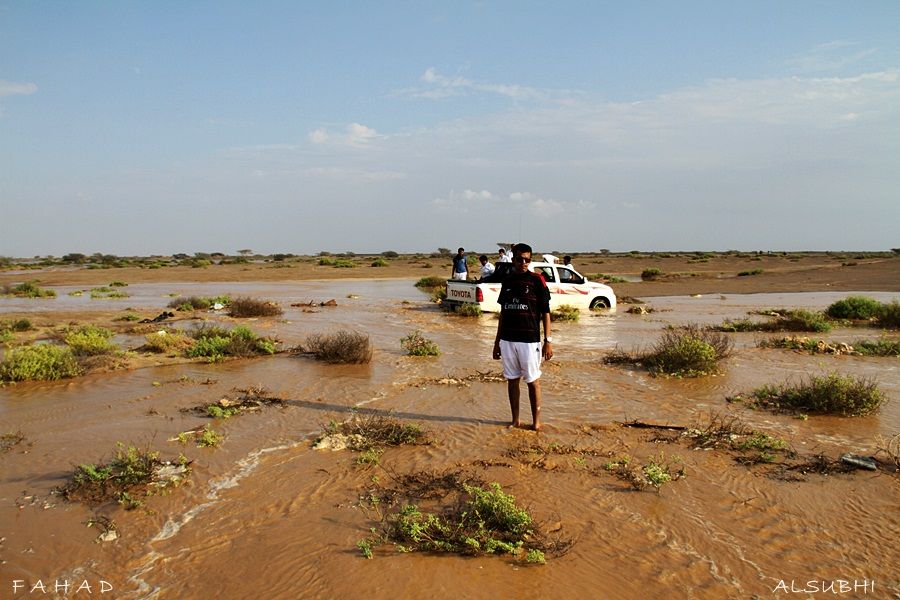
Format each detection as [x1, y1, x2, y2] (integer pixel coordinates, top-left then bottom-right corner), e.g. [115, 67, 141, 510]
[1, 282, 898, 599]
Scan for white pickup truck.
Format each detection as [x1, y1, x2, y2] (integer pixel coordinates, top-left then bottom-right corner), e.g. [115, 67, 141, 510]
[444, 261, 617, 313]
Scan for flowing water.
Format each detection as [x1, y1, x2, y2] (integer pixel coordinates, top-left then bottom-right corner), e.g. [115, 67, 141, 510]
[1, 282, 898, 599]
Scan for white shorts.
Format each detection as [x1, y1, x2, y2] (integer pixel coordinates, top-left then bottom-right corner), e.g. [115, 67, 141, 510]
[452, 272, 467, 280]
[499, 340, 542, 383]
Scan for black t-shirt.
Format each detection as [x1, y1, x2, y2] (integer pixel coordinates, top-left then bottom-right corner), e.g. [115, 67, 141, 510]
[497, 271, 550, 343]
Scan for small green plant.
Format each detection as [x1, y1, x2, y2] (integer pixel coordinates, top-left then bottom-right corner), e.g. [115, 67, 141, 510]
[550, 305, 579, 322]
[63, 325, 117, 356]
[357, 538, 375, 559]
[737, 269, 764, 276]
[642, 325, 732, 377]
[641, 268, 662, 280]
[356, 447, 384, 466]
[526, 549, 546, 564]
[716, 309, 832, 333]
[371, 258, 390, 267]
[825, 296, 882, 320]
[143, 330, 193, 354]
[854, 339, 900, 356]
[109, 281, 128, 287]
[401, 331, 440, 356]
[197, 426, 223, 448]
[0, 344, 82, 381]
[739, 373, 886, 416]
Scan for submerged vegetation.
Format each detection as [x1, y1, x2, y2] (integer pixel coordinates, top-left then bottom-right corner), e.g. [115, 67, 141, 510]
[731, 373, 887, 417]
[168, 295, 231, 311]
[228, 297, 283, 317]
[60, 443, 190, 509]
[758, 336, 900, 357]
[356, 469, 571, 563]
[401, 330, 440, 356]
[2, 281, 56, 298]
[186, 324, 278, 361]
[550, 304, 579, 322]
[62, 325, 118, 356]
[715, 309, 832, 333]
[298, 330, 373, 364]
[605, 324, 732, 377]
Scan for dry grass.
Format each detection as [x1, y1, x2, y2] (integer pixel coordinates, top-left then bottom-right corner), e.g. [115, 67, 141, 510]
[298, 330, 373, 363]
[228, 297, 283, 317]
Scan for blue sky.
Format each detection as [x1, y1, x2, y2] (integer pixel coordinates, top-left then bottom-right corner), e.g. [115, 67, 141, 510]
[2, 1, 898, 255]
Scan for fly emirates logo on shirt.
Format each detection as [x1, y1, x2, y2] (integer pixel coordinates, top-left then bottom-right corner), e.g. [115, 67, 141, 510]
[502, 292, 530, 311]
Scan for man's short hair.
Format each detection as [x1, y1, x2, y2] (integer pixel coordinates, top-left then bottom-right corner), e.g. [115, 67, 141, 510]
[513, 243, 533, 256]
[458, 247, 465, 253]
[479, 254, 488, 261]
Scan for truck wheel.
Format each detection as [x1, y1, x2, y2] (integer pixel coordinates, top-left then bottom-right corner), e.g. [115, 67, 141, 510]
[590, 297, 610, 310]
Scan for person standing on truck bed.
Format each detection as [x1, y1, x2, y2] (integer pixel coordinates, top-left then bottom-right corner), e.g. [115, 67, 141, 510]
[451, 247, 468, 280]
[492, 243, 552, 431]
[478, 254, 495, 280]
[498, 248, 512, 263]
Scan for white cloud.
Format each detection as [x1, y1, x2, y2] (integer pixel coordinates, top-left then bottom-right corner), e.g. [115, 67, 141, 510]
[786, 41, 878, 73]
[400, 68, 547, 102]
[309, 128, 329, 144]
[0, 80, 38, 97]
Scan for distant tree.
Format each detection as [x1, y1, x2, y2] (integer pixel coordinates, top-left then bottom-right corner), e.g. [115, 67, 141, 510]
[194, 252, 211, 260]
[437, 247, 451, 256]
[210, 252, 225, 258]
[238, 249, 254, 256]
[599, 249, 610, 255]
[62, 253, 87, 263]
[381, 251, 399, 258]
[172, 253, 189, 260]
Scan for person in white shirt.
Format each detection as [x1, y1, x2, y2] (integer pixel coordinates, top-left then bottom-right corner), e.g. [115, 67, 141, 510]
[498, 248, 512, 263]
[479, 255, 495, 280]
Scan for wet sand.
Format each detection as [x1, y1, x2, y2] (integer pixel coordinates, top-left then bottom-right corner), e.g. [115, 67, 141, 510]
[0, 268, 898, 599]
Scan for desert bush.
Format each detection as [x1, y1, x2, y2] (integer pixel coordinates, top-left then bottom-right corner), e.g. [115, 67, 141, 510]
[167, 295, 230, 311]
[641, 268, 662, 280]
[63, 325, 117, 356]
[876, 301, 900, 329]
[401, 331, 440, 356]
[0, 318, 32, 333]
[185, 324, 277, 361]
[853, 339, 900, 356]
[455, 303, 482, 317]
[550, 305, 579, 322]
[0, 345, 82, 381]
[716, 309, 831, 333]
[381, 251, 399, 258]
[737, 269, 764, 276]
[644, 325, 732, 377]
[301, 330, 373, 364]
[321, 414, 430, 449]
[143, 330, 194, 353]
[4, 281, 56, 298]
[109, 281, 128, 287]
[743, 373, 886, 416]
[415, 276, 446, 290]
[825, 296, 881, 320]
[229, 297, 283, 317]
[371, 258, 390, 267]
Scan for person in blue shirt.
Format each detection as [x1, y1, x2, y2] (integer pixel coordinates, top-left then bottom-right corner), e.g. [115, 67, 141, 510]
[451, 247, 468, 280]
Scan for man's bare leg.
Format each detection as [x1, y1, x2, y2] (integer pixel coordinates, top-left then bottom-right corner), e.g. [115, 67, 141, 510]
[527, 379, 542, 431]
[507, 378, 521, 427]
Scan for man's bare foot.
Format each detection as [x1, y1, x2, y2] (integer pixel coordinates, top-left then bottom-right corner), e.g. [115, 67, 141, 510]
[532, 422, 542, 432]
[507, 421, 521, 429]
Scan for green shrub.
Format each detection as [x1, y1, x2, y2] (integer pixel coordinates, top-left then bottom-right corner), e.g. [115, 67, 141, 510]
[853, 339, 900, 356]
[415, 276, 446, 289]
[876, 301, 900, 329]
[109, 281, 128, 287]
[63, 325, 117, 356]
[641, 268, 662, 280]
[0, 318, 32, 334]
[550, 305, 579, 322]
[643, 325, 732, 377]
[0, 345, 82, 381]
[455, 303, 482, 317]
[301, 331, 373, 364]
[4, 281, 56, 298]
[716, 309, 831, 333]
[371, 258, 390, 267]
[401, 331, 440, 356]
[745, 373, 886, 416]
[825, 296, 882, 320]
[737, 269, 764, 276]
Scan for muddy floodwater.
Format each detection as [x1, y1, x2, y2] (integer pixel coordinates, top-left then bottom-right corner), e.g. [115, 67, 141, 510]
[1, 281, 898, 599]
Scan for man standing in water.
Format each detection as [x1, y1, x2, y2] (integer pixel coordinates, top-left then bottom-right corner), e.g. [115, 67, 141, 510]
[492, 243, 552, 431]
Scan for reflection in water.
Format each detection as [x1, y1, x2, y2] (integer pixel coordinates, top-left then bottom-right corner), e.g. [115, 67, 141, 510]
[1, 283, 898, 599]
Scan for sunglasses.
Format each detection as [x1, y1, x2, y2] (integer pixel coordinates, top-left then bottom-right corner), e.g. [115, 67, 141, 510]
[513, 256, 532, 263]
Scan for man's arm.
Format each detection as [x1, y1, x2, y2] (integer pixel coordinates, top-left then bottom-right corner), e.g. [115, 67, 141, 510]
[542, 312, 553, 360]
[493, 313, 503, 359]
